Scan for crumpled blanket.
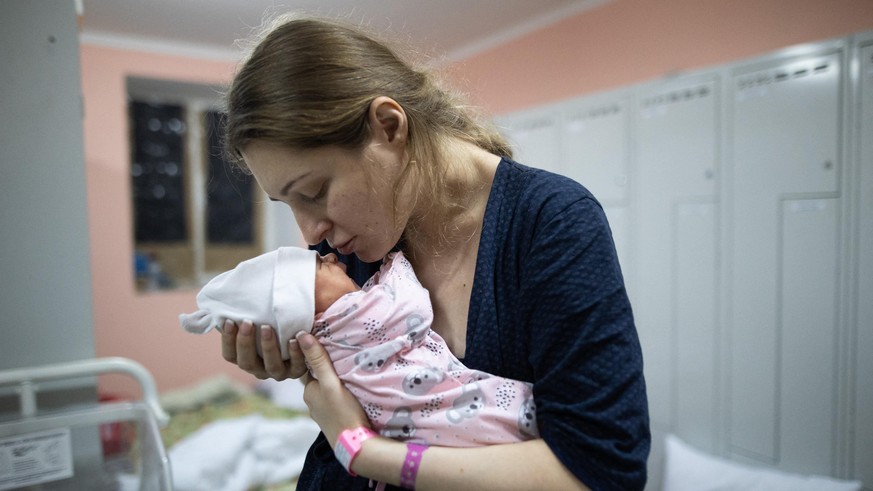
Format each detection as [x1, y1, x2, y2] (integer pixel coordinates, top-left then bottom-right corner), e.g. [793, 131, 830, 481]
[168, 414, 320, 491]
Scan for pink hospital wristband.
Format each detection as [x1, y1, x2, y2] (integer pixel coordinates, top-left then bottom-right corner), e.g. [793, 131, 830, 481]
[399, 443, 428, 489]
[335, 426, 377, 476]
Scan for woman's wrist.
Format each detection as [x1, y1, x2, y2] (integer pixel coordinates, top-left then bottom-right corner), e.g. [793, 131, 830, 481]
[399, 443, 429, 489]
[330, 424, 408, 484]
[347, 436, 414, 487]
[334, 426, 378, 476]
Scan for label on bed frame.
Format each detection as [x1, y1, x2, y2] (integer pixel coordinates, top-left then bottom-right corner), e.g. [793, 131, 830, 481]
[0, 428, 73, 490]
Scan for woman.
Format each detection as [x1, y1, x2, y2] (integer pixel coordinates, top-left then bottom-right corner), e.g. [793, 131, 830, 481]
[220, 15, 649, 491]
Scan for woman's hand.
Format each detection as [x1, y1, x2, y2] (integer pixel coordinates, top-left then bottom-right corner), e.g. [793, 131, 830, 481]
[220, 320, 308, 381]
[295, 330, 370, 446]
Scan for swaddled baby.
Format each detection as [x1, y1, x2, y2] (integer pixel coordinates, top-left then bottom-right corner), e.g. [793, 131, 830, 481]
[181, 248, 539, 446]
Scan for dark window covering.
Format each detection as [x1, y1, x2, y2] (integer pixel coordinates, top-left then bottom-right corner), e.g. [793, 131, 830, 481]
[204, 111, 255, 244]
[130, 101, 188, 242]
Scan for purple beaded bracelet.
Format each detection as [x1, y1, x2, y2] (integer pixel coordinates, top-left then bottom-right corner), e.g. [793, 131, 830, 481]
[399, 442, 428, 489]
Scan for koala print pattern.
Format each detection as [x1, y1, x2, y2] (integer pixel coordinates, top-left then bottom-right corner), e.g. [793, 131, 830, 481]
[402, 367, 445, 396]
[313, 304, 357, 341]
[364, 401, 383, 421]
[353, 338, 406, 372]
[363, 317, 388, 343]
[495, 380, 519, 411]
[405, 314, 427, 344]
[420, 394, 444, 419]
[314, 252, 539, 447]
[518, 398, 538, 438]
[446, 383, 486, 424]
[381, 407, 417, 440]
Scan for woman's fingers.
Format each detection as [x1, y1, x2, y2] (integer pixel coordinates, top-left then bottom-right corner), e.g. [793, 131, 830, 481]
[220, 320, 239, 363]
[223, 321, 305, 381]
[296, 331, 338, 387]
[287, 338, 309, 379]
[235, 320, 268, 378]
[295, 331, 368, 443]
[260, 325, 291, 380]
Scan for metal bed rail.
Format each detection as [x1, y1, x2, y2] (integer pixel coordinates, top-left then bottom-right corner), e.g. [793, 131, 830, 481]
[0, 357, 172, 490]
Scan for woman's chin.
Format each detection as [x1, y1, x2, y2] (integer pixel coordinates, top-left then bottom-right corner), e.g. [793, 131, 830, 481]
[354, 251, 380, 263]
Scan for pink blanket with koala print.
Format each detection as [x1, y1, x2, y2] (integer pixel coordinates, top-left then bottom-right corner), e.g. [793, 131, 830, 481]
[314, 251, 539, 447]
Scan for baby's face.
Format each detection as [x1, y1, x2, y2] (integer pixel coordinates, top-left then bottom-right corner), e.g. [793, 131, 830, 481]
[314, 253, 360, 314]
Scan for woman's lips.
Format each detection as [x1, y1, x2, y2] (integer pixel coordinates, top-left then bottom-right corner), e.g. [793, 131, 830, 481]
[336, 238, 354, 255]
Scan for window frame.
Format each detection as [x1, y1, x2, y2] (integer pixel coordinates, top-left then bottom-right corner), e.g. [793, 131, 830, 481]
[127, 76, 266, 291]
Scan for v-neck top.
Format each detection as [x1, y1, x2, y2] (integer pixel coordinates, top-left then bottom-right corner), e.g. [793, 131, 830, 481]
[303, 158, 650, 490]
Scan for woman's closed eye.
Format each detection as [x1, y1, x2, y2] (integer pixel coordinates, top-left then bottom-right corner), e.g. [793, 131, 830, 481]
[300, 182, 327, 204]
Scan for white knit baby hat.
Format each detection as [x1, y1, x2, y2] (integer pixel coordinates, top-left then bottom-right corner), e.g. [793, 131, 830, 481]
[179, 247, 318, 360]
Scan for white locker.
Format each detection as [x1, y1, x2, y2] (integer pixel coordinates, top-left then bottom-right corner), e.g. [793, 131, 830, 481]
[633, 78, 720, 457]
[853, 36, 873, 487]
[495, 31, 870, 489]
[560, 93, 630, 206]
[0, 1, 96, 368]
[559, 92, 633, 274]
[497, 107, 562, 173]
[0, 0, 103, 475]
[674, 201, 719, 445]
[727, 50, 842, 473]
[779, 198, 840, 475]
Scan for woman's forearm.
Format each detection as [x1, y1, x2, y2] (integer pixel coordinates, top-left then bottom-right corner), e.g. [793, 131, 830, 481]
[296, 331, 592, 490]
[353, 438, 590, 491]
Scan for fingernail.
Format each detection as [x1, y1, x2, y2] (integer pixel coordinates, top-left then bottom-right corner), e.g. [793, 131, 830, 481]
[224, 320, 237, 335]
[239, 321, 253, 336]
[260, 325, 272, 339]
[295, 331, 313, 348]
[288, 338, 299, 350]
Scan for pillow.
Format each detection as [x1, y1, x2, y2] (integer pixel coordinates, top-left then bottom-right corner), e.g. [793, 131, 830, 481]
[663, 434, 862, 491]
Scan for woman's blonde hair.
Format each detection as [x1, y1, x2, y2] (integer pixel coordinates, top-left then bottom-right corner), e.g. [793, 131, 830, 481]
[224, 16, 512, 245]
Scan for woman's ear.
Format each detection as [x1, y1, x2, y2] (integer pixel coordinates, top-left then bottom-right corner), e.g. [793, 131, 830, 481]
[368, 96, 408, 146]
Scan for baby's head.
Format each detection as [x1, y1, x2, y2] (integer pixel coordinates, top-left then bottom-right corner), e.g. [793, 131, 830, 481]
[269, 249, 359, 334]
[313, 253, 360, 315]
[180, 246, 357, 360]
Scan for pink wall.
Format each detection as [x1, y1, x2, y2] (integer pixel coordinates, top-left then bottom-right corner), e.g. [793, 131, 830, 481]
[81, 0, 873, 396]
[452, 0, 873, 115]
[80, 45, 250, 397]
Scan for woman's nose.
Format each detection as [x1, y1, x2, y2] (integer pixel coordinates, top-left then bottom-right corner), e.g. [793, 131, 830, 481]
[297, 214, 331, 246]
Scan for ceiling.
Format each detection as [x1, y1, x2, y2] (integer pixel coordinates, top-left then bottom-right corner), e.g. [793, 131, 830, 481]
[78, 0, 607, 61]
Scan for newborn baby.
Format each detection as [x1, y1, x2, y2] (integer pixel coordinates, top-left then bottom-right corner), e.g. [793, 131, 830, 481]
[181, 248, 538, 446]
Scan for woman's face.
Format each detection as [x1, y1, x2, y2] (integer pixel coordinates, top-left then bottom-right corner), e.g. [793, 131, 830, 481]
[242, 139, 410, 263]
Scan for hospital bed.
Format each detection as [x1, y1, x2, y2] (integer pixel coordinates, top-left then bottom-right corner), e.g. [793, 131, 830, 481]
[0, 357, 171, 490]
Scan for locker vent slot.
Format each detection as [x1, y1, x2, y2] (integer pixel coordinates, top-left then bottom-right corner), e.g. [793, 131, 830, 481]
[641, 85, 711, 108]
[517, 117, 555, 131]
[737, 61, 831, 90]
[568, 103, 622, 122]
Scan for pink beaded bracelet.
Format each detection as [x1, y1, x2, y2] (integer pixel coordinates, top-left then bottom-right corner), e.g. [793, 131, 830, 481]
[399, 442, 428, 489]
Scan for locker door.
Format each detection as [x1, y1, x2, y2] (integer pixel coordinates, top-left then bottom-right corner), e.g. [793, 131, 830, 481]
[560, 94, 629, 206]
[854, 39, 873, 486]
[779, 198, 840, 474]
[634, 79, 720, 454]
[498, 108, 561, 173]
[0, 0, 96, 368]
[727, 51, 842, 474]
[560, 93, 632, 273]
